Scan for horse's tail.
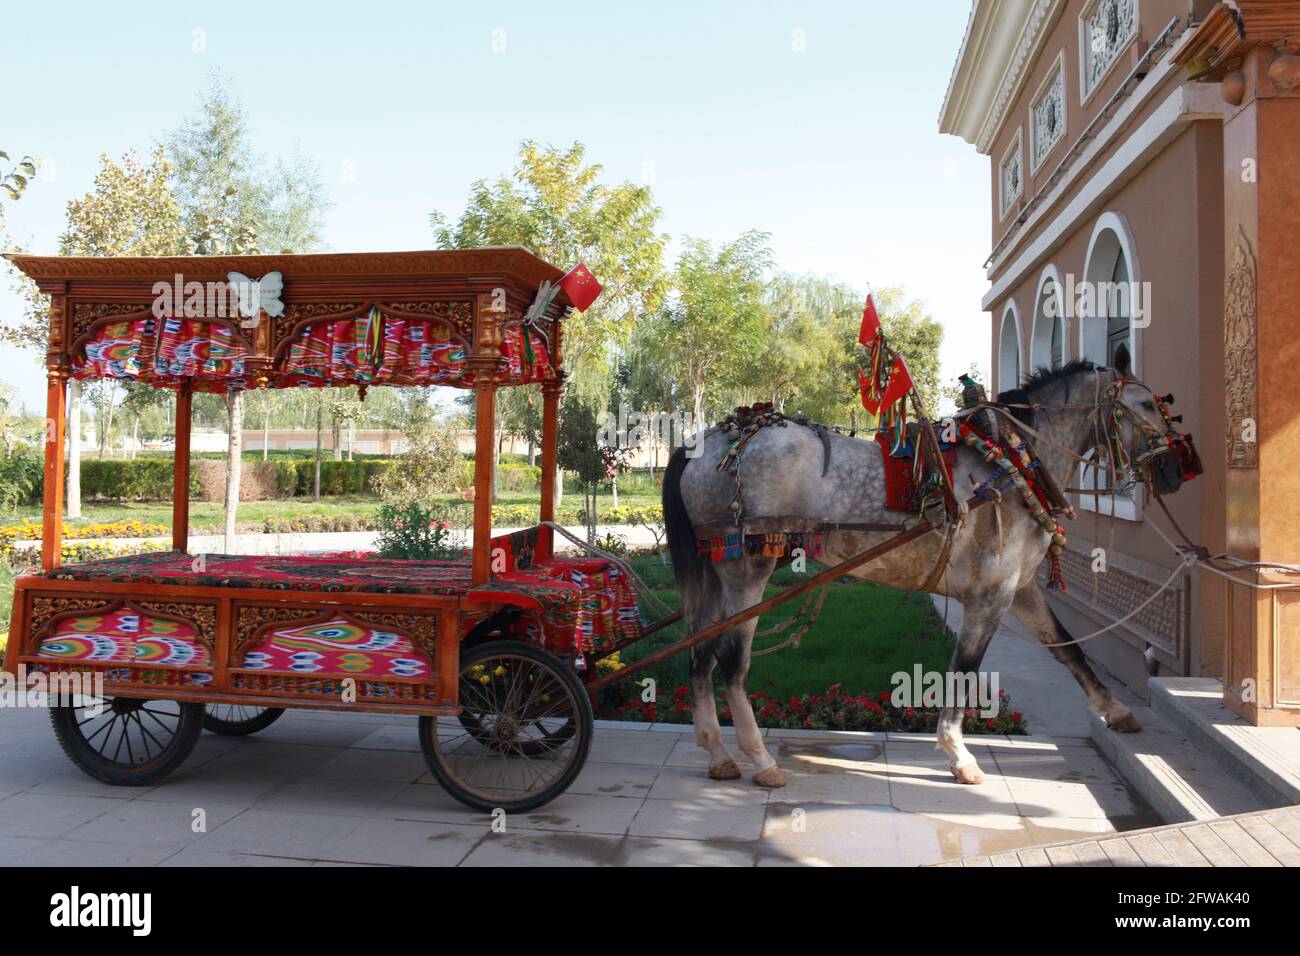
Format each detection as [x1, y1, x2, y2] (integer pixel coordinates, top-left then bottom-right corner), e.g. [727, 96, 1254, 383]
[663, 444, 707, 622]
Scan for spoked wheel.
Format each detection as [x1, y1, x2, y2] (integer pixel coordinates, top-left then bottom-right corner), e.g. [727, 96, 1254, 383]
[203, 705, 285, 736]
[421, 640, 592, 813]
[50, 696, 204, 786]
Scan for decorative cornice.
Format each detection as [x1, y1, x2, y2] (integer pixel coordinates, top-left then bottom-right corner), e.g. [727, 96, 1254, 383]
[4, 246, 565, 289]
[1175, 1, 1300, 80]
[939, 0, 1067, 155]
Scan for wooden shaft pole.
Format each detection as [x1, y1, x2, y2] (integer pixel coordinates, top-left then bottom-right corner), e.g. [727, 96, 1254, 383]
[173, 384, 193, 552]
[471, 384, 497, 586]
[41, 373, 67, 571]
[582, 510, 981, 696]
[538, 381, 561, 559]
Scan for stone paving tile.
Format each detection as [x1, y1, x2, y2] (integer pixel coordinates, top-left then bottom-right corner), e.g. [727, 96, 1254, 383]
[62, 799, 245, 851]
[0, 793, 122, 840]
[459, 831, 627, 867]
[134, 769, 287, 807]
[253, 777, 411, 818]
[198, 741, 346, 778]
[9, 838, 179, 867]
[348, 725, 424, 753]
[588, 731, 677, 767]
[312, 818, 485, 866]
[186, 808, 365, 859]
[18, 769, 143, 801]
[565, 760, 659, 799]
[629, 795, 767, 842]
[312, 747, 428, 783]
[759, 804, 938, 866]
[645, 766, 770, 804]
[991, 747, 1142, 820]
[510, 793, 646, 836]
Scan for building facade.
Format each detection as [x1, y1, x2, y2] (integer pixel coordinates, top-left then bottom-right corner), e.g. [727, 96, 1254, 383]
[941, 0, 1300, 723]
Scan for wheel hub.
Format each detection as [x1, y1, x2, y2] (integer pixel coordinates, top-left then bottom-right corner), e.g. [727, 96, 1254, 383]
[109, 698, 142, 715]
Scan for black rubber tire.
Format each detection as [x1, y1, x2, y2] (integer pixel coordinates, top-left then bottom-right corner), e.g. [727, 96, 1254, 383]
[203, 705, 286, 736]
[50, 697, 204, 786]
[421, 640, 592, 813]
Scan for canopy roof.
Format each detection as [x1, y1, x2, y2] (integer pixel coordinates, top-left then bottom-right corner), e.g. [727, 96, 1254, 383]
[6, 247, 576, 391]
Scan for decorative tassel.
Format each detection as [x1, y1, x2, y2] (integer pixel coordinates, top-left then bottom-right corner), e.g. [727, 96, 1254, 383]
[1047, 552, 1066, 591]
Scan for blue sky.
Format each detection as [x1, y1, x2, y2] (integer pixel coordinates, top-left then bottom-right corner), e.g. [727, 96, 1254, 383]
[0, 0, 990, 412]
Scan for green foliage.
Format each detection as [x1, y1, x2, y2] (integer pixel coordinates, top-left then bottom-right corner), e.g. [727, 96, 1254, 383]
[375, 502, 465, 560]
[556, 400, 606, 487]
[79, 459, 199, 501]
[431, 140, 668, 400]
[373, 411, 463, 507]
[0, 450, 42, 512]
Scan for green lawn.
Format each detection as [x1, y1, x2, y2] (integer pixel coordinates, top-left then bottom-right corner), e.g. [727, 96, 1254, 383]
[619, 556, 954, 698]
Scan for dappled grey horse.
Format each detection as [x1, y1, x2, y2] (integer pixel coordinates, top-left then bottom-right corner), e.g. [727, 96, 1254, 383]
[662, 359, 1196, 788]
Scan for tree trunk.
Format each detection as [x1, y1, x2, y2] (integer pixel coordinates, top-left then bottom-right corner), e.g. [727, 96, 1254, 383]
[692, 384, 705, 434]
[314, 397, 323, 502]
[223, 390, 243, 552]
[262, 407, 269, 461]
[66, 381, 82, 519]
[611, 475, 619, 510]
[131, 416, 139, 460]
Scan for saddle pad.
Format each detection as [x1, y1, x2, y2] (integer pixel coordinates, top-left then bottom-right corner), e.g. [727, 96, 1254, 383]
[874, 430, 958, 513]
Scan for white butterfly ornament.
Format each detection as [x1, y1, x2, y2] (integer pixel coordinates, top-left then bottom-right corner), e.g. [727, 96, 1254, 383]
[227, 271, 285, 327]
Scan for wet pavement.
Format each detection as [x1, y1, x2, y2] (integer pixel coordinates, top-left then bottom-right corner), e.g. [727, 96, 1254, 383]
[0, 704, 1157, 866]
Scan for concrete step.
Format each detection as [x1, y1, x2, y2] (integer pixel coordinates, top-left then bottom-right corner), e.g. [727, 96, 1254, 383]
[1149, 676, 1300, 808]
[1089, 697, 1274, 824]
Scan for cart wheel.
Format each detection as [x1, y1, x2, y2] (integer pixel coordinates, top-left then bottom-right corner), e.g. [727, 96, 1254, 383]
[50, 696, 204, 786]
[421, 639, 592, 813]
[203, 705, 285, 736]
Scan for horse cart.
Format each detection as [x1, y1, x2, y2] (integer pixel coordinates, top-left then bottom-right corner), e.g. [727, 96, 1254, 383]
[2, 248, 1202, 812]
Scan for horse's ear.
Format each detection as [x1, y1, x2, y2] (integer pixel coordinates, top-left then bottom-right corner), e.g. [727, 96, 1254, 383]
[1113, 344, 1133, 379]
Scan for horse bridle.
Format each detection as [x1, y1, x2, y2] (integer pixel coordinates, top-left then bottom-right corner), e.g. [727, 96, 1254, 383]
[1098, 376, 1203, 496]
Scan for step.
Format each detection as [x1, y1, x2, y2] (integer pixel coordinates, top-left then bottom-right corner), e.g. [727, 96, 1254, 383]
[1089, 699, 1272, 824]
[1149, 676, 1300, 807]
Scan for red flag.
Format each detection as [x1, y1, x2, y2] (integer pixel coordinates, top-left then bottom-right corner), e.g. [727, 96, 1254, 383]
[559, 262, 603, 312]
[858, 293, 881, 345]
[858, 369, 879, 415]
[879, 355, 914, 411]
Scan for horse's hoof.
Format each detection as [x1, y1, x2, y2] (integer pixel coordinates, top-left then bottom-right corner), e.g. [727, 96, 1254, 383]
[709, 759, 741, 781]
[1107, 712, 1142, 733]
[950, 763, 985, 785]
[753, 766, 788, 788]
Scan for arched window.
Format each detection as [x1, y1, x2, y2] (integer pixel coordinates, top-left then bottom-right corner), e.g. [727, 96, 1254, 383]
[1080, 211, 1140, 375]
[1030, 266, 1066, 371]
[997, 304, 1022, 393]
[1078, 211, 1142, 520]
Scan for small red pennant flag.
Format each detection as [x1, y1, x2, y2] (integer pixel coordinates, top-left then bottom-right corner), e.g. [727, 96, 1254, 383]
[559, 262, 603, 312]
[879, 355, 914, 411]
[858, 292, 881, 345]
[858, 369, 879, 415]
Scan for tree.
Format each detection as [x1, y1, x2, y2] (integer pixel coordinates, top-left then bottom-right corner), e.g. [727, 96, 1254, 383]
[647, 231, 772, 427]
[8, 147, 186, 518]
[431, 141, 668, 402]
[0, 150, 37, 228]
[167, 76, 332, 548]
[557, 399, 607, 543]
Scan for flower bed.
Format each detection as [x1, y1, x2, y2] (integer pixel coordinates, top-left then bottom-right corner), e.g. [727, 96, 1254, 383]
[595, 669, 1028, 735]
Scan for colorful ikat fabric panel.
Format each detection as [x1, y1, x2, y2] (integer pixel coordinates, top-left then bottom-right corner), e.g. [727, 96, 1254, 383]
[37, 606, 211, 668]
[240, 616, 431, 678]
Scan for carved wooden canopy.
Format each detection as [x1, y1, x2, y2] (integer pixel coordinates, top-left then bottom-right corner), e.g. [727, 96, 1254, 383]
[4, 246, 573, 390]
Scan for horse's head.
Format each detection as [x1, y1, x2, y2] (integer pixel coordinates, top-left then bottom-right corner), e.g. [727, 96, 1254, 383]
[1103, 353, 1202, 496]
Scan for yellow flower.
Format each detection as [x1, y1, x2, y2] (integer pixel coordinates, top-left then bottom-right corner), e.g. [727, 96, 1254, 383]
[492, 665, 507, 677]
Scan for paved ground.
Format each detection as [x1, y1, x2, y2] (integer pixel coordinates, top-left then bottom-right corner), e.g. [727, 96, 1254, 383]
[940, 805, 1300, 866]
[0, 599, 1162, 866]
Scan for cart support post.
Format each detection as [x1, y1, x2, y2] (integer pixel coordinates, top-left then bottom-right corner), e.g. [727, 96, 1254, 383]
[472, 382, 496, 586]
[538, 379, 561, 559]
[173, 383, 193, 552]
[41, 371, 67, 571]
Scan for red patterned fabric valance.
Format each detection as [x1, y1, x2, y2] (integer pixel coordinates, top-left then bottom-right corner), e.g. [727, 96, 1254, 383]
[274, 307, 556, 389]
[75, 316, 248, 391]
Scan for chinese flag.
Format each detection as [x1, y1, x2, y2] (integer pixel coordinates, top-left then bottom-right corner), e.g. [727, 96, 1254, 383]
[858, 293, 881, 345]
[559, 263, 603, 312]
[879, 355, 914, 410]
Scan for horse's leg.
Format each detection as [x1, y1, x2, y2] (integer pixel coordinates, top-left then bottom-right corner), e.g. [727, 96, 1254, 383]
[937, 587, 1016, 784]
[713, 557, 785, 788]
[687, 568, 742, 779]
[690, 646, 740, 780]
[1008, 584, 1141, 732]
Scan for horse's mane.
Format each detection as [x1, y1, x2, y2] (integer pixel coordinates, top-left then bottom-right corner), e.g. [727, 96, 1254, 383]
[995, 359, 1099, 428]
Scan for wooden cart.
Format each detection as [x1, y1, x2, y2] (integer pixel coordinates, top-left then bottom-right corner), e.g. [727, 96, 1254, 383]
[2, 247, 635, 812]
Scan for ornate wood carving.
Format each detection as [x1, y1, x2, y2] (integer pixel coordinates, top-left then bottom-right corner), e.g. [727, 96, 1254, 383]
[1225, 226, 1259, 468]
[273, 302, 362, 350]
[69, 302, 152, 346]
[234, 605, 320, 657]
[28, 597, 113, 644]
[383, 300, 475, 341]
[136, 601, 218, 655]
[232, 605, 439, 665]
